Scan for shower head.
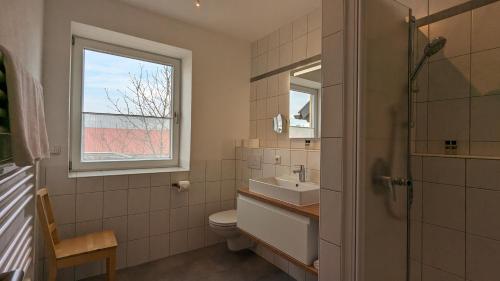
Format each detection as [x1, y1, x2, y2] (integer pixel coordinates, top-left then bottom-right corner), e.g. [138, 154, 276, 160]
[424, 37, 447, 57]
[410, 36, 447, 81]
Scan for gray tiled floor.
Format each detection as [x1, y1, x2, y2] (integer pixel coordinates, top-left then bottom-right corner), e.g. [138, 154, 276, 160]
[83, 244, 294, 281]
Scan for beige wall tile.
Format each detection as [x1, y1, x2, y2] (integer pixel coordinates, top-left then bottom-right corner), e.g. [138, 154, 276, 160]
[428, 55, 470, 101]
[323, 0, 343, 37]
[471, 1, 500, 52]
[103, 175, 128, 191]
[50, 194, 76, 224]
[76, 177, 103, 193]
[467, 187, 500, 240]
[429, 12, 471, 61]
[188, 227, 205, 251]
[188, 204, 205, 228]
[422, 223, 465, 277]
[150, 173, 170, 187]
[307, 28, 322, 57]
[76, 192, 103, 222]
[293, 35, 308, 63]
[268, 30, 280, 50]
[423, 182, 465, 230]
[470, 141, 500, 157]
[268, 48, 280, 71]
[258, 37, 269, 55]
[267, 75, 279, 97]
[412, 181, 423, 221]
[279, 42, 293, 67]
[322, 32, 343, 86]
[221, 160, 235, 180]
[320, 138, 343, 191]
[149, 233, 170, 260]
[471, 95, 500, 142]
[127, 238, 149, 266]
[320, 189, 342, 245]
[103, 216, 127, 242]
[471, 48, 500, 97]
[423, 156, 465, 186]
[308, 9, 322, 32]
[205, 181, 221, 203]
[170, 207, 188, 232]
[467, 234, 500, 281]
[319, 239, 341, 281]
[427, 99, 469, 143]
[128, 187, 150, 214]
[415, 102, 428, 141]
[293, 16, 308, 40]
[321, 84, 343, 138]
[307, 150, 320, 171]
[127, 213, 149, 240]
[103, 190, 127, 218]
[206, 160, 221, 181]
[291, 150, 307, 167]
[149, 210, 170, 236]
[170, 230, 188, 255]
[129, 174, 150, 188]
[467, 159, 500, 190]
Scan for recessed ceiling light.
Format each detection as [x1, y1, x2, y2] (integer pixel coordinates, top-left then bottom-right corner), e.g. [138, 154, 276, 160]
[195, 0, 201, 7]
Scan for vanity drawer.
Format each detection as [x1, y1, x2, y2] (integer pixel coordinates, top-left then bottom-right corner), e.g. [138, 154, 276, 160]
[237, 194, 318, 265]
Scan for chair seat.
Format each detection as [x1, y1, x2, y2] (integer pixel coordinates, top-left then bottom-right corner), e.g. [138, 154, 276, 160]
[55, 230, 117, 259]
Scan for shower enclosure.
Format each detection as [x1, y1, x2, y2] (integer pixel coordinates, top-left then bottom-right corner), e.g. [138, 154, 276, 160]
[357, 0, 500, 280]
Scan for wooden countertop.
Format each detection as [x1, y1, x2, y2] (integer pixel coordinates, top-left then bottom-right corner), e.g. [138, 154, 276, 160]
[238, 187, 319, 220]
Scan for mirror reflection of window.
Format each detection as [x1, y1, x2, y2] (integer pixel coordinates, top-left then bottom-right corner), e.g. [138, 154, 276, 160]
[290, 86, 315, 128]
[289, 62, 321, 139]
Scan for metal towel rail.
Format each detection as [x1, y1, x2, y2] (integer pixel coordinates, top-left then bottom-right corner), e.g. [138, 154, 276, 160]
[0, 166, 35, 280]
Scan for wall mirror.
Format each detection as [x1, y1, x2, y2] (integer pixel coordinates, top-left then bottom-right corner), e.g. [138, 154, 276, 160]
[289, 61, 321, 139]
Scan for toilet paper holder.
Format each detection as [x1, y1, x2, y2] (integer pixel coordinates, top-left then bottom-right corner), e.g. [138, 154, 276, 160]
[172, 180, 190, 192]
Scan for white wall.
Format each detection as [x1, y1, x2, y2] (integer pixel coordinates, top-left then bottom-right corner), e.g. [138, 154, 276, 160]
[40, 0, 250, 279]
[0, 0, 44, 80]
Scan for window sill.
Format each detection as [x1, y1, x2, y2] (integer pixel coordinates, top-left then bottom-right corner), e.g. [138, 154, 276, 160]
[68, 167, 190, 178]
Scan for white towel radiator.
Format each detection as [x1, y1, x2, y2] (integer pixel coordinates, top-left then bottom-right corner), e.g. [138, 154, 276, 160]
[0, 165, 36, 280]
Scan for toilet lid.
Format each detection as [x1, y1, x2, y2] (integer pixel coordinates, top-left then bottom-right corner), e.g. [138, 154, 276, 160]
[209, 210, 237, 226]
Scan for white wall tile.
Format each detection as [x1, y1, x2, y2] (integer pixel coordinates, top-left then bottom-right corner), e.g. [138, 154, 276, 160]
[103, 190, 127, 218]
[221, 160, 235, 180]
[307, 151, 320, 171]
[472, 1, 500, 52]
[319, 239, 341, 281]
[76, 219, 102, 236]
[149, 233, 170, 261]
[103, 175, 128, 191]
[127, 238, 149, 266]
[323, 0, 343, 37]
[170, 230, 188, 255]
[206, 160, 221, 181]
[423, 157, 465, 186]
[291, 150, 307, 167]
[320, 138, 343, 191]
[149, 210, 170, 236]
[279, 42, 293, 67]
[76, 177, 103, 194]
[206, 181, 221, 203]
[129, 174, 150, 188]
[428, 55, 470, 101]
[429, 12, 471, 61]
[308, 9, 322, 32]
[188, 182, 206, 206]
[307, 28, 322, 57]
[467, 159, 500, 190]
[170, 207, 188, 231]
[320, 189, 342, 245]
[50, 195, 75, 224]
[268, 30, 280, 50]
[150, 173, 170, 187]
[423, 183, 465, 230]
[423, 224, 465, 277]
[221, 180, 236, 200]
[322, 32, 343, 86]
[292, 35, 307, 62]
[170, 187, 188, 208]
[150, 186, 171, 211]
[467, 187, 500, 240]
[321, 85, 343, 137]
[128, 187, 150, 214]
[103, 216, 128, 242]
[127, 213, 149, 240]
[467, 234, 500, 281]
[188, 227, 205, 251]
[471, 95, 500, 142]
[188, 204, 205, 228]
[76, 192, 103, 222]
[190, 160, 206, 183]
[280, 24, 293, 45]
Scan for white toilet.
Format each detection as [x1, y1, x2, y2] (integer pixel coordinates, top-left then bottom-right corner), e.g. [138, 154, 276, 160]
[208, 209, 253, 251]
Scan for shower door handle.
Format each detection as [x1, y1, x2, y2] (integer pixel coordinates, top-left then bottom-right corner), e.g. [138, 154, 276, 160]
[379, 176, 410, 201]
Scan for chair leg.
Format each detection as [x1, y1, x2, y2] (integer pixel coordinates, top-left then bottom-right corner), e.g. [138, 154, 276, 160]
[48, 263, 57, 281]
[106, 252, 117, 281]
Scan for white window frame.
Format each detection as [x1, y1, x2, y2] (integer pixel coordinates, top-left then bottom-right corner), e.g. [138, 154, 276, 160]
[70, 36, 181, 172]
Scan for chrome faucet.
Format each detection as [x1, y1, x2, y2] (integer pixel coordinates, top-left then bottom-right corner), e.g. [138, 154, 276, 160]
[293, 165, 306, 182]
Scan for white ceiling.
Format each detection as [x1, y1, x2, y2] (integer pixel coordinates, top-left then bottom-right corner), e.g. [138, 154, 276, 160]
[118, 0, 321, 42]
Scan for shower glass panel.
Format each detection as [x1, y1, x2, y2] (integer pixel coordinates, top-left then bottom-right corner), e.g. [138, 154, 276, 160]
[357, 0, 411, 280]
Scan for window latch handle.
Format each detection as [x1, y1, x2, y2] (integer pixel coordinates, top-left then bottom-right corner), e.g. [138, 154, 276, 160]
[174, 112, 180, 124]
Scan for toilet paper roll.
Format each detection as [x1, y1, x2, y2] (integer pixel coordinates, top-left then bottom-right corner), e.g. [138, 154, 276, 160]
[175, 180, 190, 192]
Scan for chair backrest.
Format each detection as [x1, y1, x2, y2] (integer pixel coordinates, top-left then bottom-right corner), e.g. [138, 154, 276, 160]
[36, 188, 60, 258]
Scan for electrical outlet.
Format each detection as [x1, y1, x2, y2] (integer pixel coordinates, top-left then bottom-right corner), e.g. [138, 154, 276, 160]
[274, 155, 281, 165]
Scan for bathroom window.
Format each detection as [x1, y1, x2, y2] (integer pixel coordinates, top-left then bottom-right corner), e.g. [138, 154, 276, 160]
[70, 37, 181, 171]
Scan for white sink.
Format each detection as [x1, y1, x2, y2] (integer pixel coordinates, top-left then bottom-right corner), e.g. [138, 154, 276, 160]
[249, 176, 319, 206]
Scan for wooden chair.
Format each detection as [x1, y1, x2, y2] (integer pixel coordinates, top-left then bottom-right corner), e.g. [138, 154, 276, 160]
[36, 188, 118, 281]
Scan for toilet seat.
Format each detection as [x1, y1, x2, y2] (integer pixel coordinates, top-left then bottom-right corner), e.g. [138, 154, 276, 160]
[209, 210, 237, 227]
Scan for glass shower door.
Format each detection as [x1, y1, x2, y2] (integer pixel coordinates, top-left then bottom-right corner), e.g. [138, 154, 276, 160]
[357, 0, 412, 280]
